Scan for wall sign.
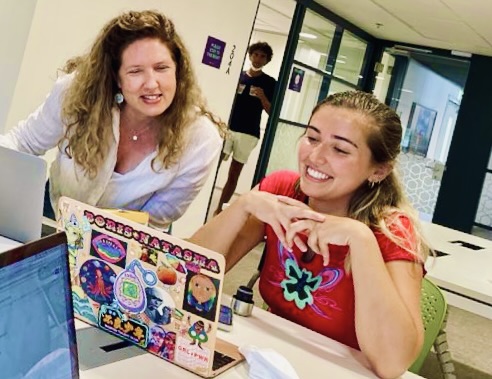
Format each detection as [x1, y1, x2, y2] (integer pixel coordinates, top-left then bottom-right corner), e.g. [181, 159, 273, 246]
[288, 67, 305, 93]
[202, 36, 226, 69]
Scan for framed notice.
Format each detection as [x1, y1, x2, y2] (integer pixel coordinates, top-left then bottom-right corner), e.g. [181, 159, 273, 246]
[403, 102, 437, 157]
[288, 67, 305, 92]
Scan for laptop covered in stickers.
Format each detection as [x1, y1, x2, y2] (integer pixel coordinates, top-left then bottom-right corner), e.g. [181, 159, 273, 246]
[57, 196, 243, 378]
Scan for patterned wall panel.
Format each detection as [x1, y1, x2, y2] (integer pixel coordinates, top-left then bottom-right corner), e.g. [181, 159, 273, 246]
[397, 153, 442, 219]
[475, 172, 492, 227]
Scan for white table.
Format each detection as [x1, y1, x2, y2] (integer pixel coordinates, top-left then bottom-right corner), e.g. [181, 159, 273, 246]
[422, 222, 492, 319]
[77, 302, 423, 379]
[0, 235, 21, 253]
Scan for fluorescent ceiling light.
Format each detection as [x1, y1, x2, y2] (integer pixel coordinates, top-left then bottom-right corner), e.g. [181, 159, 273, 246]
[299, 32, 317, 39]
[336, 59, 346, 64]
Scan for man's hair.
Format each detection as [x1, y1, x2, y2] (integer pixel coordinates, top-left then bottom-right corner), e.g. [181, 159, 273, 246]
[248, 41, 273, 62]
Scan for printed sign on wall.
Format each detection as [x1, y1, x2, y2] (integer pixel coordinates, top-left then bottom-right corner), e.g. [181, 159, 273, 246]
[288, 67, 305, 93]
[202, 36, 226, 69]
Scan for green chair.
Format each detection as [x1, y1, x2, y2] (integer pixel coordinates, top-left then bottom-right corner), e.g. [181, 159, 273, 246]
[409, 278, 456, 378]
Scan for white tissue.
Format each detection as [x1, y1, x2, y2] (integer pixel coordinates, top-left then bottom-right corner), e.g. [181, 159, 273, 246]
[239, 345, 300, 379]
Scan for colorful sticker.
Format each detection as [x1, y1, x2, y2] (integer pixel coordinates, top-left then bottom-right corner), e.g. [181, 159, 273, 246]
[91, 231, 127, 268]
[182, 272, 219, 321]
[64, 213, 85, 278]
[156, 260, 178, 286]
[99, 305, 148, 347]
[187, 318, 211, 348]
[140, 247, 158, 266]
[79, 259, 116, 304]
[114, 259, 157, 314]
[175, 335, 210, 370]
[72, 287, 97, 324]
[144, 286, 175, 325]
[148, 326, 176, 361]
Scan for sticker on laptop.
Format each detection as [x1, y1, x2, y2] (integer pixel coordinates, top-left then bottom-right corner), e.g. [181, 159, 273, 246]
[90, 231, 127, 268]
[79, 259, 116, 305]
[99, 304, 149, 347]
[114, 259, 157, 314]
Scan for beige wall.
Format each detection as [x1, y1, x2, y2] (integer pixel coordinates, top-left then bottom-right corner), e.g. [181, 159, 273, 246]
[3, 0, 260, 238]
[0, 0, 36, 131]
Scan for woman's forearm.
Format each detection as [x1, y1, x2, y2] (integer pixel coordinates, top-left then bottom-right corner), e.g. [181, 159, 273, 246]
[189, 192, 265, 272]
[349, 228, 423, 378]
[190, 195, 251, 254]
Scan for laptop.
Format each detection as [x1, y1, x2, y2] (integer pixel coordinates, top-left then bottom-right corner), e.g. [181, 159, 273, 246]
[57, 196, 244, 378]
[0, 145, 47, 243]
[0, 231, 80, 379]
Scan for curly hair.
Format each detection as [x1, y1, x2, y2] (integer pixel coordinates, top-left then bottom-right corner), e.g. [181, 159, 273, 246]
[303, 91, 430, 261]
[60, 10, 226, 177]
[248, 41, 273, 63]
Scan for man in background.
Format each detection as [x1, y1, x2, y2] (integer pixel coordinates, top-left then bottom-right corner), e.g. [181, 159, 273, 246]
[214, 42, 277, 215]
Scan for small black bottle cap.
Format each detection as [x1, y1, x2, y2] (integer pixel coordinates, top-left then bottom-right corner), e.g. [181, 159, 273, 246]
[234, 285, 254, 304]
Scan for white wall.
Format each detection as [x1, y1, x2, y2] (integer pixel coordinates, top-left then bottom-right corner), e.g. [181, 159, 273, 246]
[3, 0, 260, 238]
[213, 30, 288, 198]
[0, 0, 36, 131]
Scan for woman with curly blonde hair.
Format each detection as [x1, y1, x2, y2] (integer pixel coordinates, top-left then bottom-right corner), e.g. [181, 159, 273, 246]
[0, 10, 225, 230]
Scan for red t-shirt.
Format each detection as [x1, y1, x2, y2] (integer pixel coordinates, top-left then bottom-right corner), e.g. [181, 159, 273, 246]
[258, 170, 419, 350]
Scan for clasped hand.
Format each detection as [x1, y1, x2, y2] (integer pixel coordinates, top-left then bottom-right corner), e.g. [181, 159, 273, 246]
[246, 191, 365, 266]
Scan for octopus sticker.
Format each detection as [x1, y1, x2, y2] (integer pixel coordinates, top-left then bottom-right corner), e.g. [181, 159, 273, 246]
[79, 259, 117, 304]
[90, 231, 127, 268]
[182, 273, 219, 321]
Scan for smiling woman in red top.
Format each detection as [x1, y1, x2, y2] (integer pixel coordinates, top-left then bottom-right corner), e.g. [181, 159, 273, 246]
[191, 91, 429, 379]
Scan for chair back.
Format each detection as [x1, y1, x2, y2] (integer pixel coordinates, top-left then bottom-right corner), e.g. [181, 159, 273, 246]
[409, 277, 447, 373]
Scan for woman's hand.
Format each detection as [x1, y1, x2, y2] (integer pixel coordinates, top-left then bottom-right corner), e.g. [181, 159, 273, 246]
[284, 214, 371, 266]
[241, 191, 325, 249]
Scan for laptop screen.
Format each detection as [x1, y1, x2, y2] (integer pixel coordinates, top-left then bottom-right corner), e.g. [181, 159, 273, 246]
[0, 233, 79, 379]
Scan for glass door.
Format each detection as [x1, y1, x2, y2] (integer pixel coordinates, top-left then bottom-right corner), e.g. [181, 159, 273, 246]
[266, 8, 369, 174]
[373, 49, 470, 221]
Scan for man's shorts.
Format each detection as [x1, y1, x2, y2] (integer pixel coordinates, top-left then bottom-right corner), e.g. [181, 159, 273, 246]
[222, 131, 259, 164]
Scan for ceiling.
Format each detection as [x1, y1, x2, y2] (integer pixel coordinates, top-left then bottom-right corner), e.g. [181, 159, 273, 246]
[256, 0, 492, 57]
[313, 0, 492, 57]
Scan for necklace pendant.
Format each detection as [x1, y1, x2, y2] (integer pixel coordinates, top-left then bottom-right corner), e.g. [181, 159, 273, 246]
[132, 135, 138, 141]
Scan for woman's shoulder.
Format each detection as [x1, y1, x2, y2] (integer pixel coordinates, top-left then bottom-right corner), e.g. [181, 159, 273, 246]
[182, 114, 222, 156]
[189, 114, 220, 135]
[373, 210, 420, 262]
[186, 114, 222, 143]
[54, 71, 75, 89]
[259, 170, 301, 197]
[47, 72, 75, 100]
